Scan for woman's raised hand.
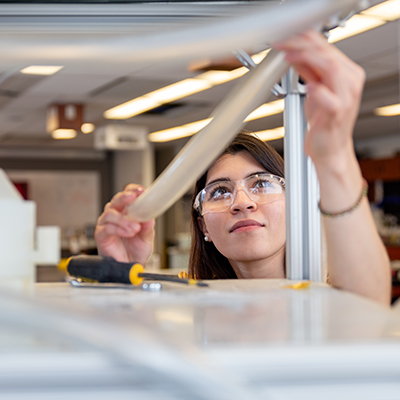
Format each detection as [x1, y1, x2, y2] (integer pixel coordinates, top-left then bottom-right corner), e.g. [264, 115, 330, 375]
[274, 30, 391, 305]
[273, 30, 365, 168]
[94, 184, 155, 265]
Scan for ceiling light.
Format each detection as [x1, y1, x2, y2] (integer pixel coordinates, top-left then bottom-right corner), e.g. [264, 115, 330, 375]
[148, 100, 284, 143]
[81, 123, 95, 134]
[150, 79, 211, 102]
[149, 119, 211, 143]
[254, 127, 285, 142]
[104, 48, 271, 120]
[328, 14, 386, 43]
[251, 49, 270, 64]
[104, 79, 211, 119]
[374, 103, 400, 116]
[20, 65, 63, 75]
[104, 97, 161, 120]
[183, 50, 270, 87]
[196, 68, 247, 85]
[362, 0, 400, 21]
[245, 100, 284, 121]
[51, 129, 77, 139]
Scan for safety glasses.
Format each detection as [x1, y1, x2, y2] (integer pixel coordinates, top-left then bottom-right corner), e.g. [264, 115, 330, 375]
[194, 173, 285, 216]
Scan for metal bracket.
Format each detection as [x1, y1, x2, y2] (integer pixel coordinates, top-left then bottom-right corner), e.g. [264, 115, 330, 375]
[272, 69, 306, 98]
[232, 48, 257, 70]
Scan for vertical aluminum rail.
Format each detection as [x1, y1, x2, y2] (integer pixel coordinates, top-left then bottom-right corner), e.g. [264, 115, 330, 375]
[282, 67, 322, 281]
[307, 157, 322, 282]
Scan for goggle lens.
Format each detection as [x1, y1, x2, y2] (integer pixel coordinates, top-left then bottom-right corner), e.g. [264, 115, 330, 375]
[194, 173, 285, 215]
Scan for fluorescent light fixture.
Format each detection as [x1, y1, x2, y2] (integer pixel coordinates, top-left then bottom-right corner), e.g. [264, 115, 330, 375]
[196, 51, 270, 85]
[362, 0, 400, 21]
[20, 65, 63, 75]
[329, 0, 400, 43]
[196, 68, 247, 85]
[81, 123, 95, 134]
[254, 127, 285, 142]
[245, 100, 284, 121]
[104, 48, 272, 120]
[150, 79, 211, 102]
[51, 129, 77, 139]
[251, 49, 270, 64]
[374, 103, 400, 116]
[104, 97, 162, 119]
[105, 79, 211, 119]
[149, 119, 211, 143]
[149, 122, 285, 144]
[328, 14, 386, 43]
[149, 100, 284, 143]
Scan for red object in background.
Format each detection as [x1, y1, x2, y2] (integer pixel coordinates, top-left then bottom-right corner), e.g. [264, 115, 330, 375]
[387, 246, 400, 261]
[12, 182, 29, 200]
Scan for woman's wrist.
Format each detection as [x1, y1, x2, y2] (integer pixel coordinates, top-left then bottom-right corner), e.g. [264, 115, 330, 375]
[313, 148, 365, 215]
[319, 179, 368, 218]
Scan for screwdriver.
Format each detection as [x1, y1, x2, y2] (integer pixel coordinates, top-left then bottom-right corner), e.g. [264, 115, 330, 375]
[58, 255, 208, 287]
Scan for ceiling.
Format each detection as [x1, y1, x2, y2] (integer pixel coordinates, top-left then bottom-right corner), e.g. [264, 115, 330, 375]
[0, 0, 398, 155]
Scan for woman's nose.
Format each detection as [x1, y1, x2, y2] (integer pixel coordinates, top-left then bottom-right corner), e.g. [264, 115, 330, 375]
[230, 188, 257, 212]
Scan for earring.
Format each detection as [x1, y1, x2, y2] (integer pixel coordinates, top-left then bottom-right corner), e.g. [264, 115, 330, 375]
[204, 235, 209, 242]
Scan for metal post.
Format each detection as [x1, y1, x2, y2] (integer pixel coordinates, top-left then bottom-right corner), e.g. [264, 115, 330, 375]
[281, 67, 322, 281]
[307, 158, 322, 282]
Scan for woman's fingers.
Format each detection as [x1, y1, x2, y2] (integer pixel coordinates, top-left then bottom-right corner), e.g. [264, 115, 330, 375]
[99, 222, 138, 238]
[273, 29, 366, 166]
[138, 219, 156, 242]
[97, 208, 140, 232]
[273, 30, 364, 100]
[273, 29, 365, 123]
[94, 183, 155, 264]
[105, 184, 145, 213]
[305, 82, 341, 124]
[96, 184, 154, 241]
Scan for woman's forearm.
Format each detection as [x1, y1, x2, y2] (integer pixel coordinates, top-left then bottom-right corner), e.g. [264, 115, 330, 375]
[316, 151, 391, 305]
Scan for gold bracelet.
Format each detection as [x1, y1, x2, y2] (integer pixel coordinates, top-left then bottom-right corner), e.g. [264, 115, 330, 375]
[319, 179, 368, 218]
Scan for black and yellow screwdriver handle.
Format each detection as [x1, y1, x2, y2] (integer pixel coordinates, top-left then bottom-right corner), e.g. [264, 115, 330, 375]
[59, 255, 208, 287]
[59, 255, 144, 285]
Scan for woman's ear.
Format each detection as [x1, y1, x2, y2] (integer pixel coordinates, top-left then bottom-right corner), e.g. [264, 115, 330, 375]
[197, 217, 212, 243]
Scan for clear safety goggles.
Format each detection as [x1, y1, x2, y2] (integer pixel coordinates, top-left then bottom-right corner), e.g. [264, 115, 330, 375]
[194, 173, 285, 216]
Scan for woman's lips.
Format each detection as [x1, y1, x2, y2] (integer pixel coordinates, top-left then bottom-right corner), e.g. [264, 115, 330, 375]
[230, 219, 264, 233]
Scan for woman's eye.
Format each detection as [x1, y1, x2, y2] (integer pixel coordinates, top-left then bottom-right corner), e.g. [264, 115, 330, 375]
[252, 179, 273, 191]
[251, 178, 282, 194]
[209, 186, 232, 200]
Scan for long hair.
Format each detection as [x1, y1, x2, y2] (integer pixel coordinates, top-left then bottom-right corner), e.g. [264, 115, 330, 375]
[188, 132, 284, 279]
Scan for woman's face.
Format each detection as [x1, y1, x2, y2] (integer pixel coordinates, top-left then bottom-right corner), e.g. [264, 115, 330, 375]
[200, 151, 286, 267]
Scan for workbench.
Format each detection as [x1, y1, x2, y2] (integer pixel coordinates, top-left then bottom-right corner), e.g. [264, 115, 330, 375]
[1, 279, 400, 399]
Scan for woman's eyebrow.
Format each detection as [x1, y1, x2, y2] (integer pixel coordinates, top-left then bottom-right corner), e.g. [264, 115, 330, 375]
[206, 171, 267, 186]
[206, 177, 231, 186]
[247, 171, 268, 178]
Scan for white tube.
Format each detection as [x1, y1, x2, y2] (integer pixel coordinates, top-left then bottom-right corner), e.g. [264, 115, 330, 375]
[2, 0, 361, 66]
[128, 50, 289, 221]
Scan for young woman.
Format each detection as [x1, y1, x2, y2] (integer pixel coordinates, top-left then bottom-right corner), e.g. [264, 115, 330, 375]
[94, 30, 391, 305]
[190, 132, 285, 281]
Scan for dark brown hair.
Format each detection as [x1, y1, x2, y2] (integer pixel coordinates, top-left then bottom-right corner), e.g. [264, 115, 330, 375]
[188, 132, 284, 279]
